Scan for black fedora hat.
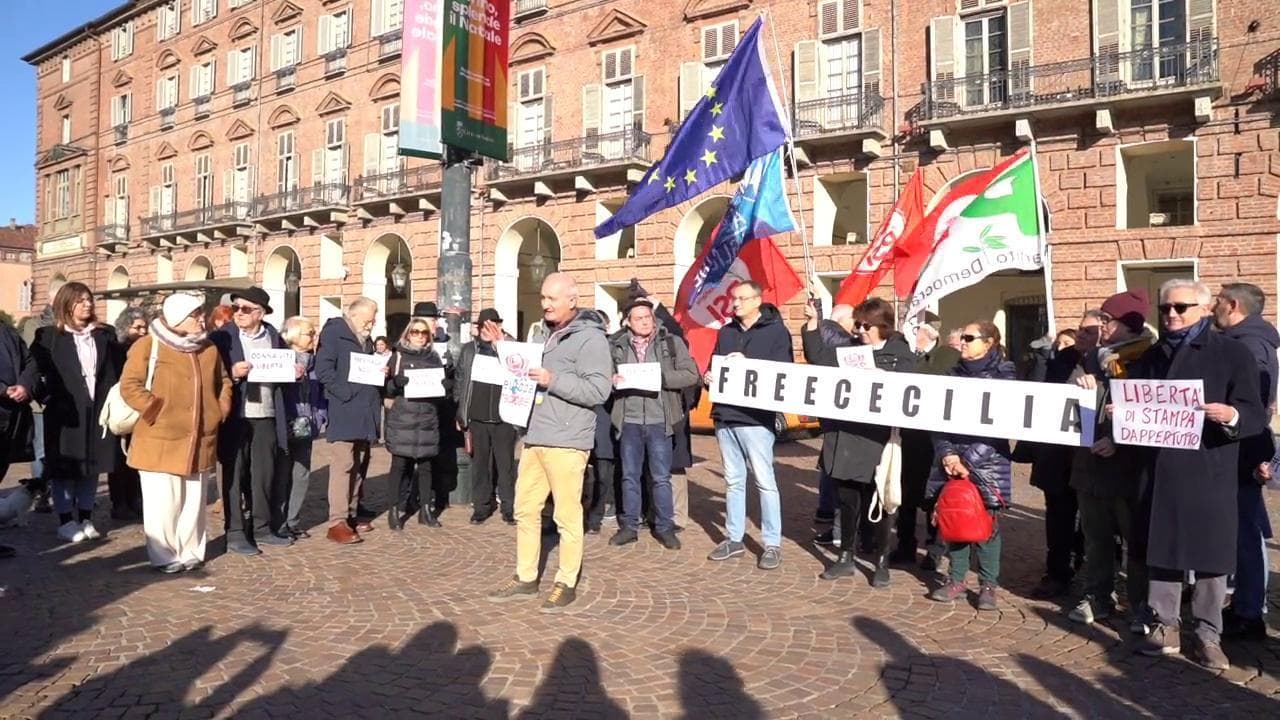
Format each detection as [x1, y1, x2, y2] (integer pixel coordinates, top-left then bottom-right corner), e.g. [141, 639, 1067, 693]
[230, 286, 273, 315]
[412, 301, 440, 318]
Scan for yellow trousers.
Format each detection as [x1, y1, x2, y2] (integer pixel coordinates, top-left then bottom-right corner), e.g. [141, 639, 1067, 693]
[514, 446, 590, 588]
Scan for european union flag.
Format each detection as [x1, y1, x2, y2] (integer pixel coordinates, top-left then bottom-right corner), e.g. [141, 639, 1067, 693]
[688, 149, 796, 304]
[593, 17, 788, 239]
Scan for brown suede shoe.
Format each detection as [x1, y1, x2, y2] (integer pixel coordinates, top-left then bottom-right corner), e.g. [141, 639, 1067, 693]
[327, 523, 363, 544]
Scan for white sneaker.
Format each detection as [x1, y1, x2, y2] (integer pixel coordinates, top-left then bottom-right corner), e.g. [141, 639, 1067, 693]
[1068, 597, 1112, 624]
[57, 521, 87, 543]
[80, 520, 101, 540]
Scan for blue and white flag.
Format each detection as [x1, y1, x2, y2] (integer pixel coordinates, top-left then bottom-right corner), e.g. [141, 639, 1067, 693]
[593, 17, 788, 239]
[688, 149, 796, 304]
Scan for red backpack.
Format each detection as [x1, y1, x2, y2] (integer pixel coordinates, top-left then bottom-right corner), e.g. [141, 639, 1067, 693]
[933, 474, 994, 544]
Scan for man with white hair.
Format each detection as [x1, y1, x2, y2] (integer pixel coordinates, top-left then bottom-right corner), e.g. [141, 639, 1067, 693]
[315, 297, 383, 545]
[489, 273, 612, 612]
[1132, 279, 1264, 670]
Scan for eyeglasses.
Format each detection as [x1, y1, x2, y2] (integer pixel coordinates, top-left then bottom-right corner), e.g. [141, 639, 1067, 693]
[232, 304, 261, 314]
[1097, 313, 1114, 324]
[960, 334, 987, 343]
[731, 294, 760, 303]
[1158, 302, 1197, 315]
[407, 329, 429, 336]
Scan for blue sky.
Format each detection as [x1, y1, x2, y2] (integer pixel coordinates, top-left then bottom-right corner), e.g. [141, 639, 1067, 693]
[0, 0, 121, 224]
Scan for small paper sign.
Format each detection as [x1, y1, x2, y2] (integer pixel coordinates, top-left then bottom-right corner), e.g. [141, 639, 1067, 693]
[1111, 379, 1205, 450]
[470, 354, 504, 386]
[403, 367, 447, 399]
[836, 345, 876, 370]
[246, 349, 296, 383]
[348, 352, 390, 386]
[496, 342, 544, 427]
[616, 362, 661, 392]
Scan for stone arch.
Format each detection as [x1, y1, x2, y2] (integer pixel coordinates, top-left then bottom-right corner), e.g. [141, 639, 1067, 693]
[106, 265, 130, 324]
[186, 255, 214, 281]
[369, 73, 400, 101]
[673, 195, 731, 290]
[156, 49, 181, 70]
[109, 155, 131, 172]
[494, 217, 562, 340]
[263, 244, 302, 328]
[510, 33, 556, 64]
[362, 233, 414, 339]
[267, 104, 300, 129]
[188, 130, 215, 151]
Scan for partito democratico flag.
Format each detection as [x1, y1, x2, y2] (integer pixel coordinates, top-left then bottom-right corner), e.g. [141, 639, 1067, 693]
[904, 149, 1045, 320]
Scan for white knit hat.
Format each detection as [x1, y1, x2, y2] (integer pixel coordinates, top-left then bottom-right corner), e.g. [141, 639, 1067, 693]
[162, 292, 206, 327]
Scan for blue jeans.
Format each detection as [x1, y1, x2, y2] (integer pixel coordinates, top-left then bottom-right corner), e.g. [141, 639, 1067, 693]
[619, 423, 674, 533]
[53, 475, 97, 515]
[817, 469, 837, 518]
[715, 425, 781, 547]
[1235, 484, 1271, 620]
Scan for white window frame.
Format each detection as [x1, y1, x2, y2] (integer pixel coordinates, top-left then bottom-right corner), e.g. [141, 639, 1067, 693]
[193, 0, 218, 27]
[60, 56, 71, 83]
[822, 36, 862, 96]
[319, 8, 352, 55]
[276, 130, 298, 193]
[271, 28, 303, 70]
[60, 115, 71, 144]
[157, 1, 180, 41]
[372, 0, 405, 37]
[111, 93, 132, 127]
[157, 73, 179, 111]
[323, 118, 347, 185]
[381, 103, 402, 174]
[112, 22, 134, 61]
[228, 46, 257, 85]
[195, 154, 214, 209]
[191, 60, 215, 100]
[961, 11, 1007, 106]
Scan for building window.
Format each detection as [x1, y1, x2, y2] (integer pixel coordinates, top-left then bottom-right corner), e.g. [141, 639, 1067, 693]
[319, 9, 352, 55]
[46, 167, 81, 221]
[814, 172, 869, 246]
[372, 0, 405, 36]
[364, 103, 403, 178]
[19, 280, 32, 313]
[228, 46, 257, 88]
[195, 154, 214, 209]
[150, 162, 177, 218]
[270, 29, 302, 70]
[824, 36, 862, 96]
[1118, 140, 1195, 229]
[193, 0, 218, 26]
[515, 67, 547, 156]
[190, 60, 215, 101]
[1131, 0, 1187, 81]
[112, 22, 134, 61]
[227, 142, 253, 207]
[111, 173, 129, 227]
[314, 118, 348, 186]
[962, 13, 1006, 106]
[158, 1, 180, 41]
[60, 115, 71, 144]
[60, 55, 70, 83]
[111, 93, 132, 127]
[156, 73, 179, 111]
[276, 130, 298, 193]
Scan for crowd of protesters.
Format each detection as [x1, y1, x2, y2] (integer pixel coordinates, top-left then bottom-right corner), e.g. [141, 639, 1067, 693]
[0, 274, 1272, 668]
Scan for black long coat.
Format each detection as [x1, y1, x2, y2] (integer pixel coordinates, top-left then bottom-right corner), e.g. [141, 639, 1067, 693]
[1132, 326, 1265, 574]
[383, 342, 450, 460]
[32, 325, 124, 478]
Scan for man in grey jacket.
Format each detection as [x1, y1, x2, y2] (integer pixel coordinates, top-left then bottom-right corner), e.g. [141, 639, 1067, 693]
[489, 273, 612, 612]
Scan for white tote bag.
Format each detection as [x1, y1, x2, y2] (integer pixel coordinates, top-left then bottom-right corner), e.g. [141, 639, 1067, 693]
[98, 338, 159, 437]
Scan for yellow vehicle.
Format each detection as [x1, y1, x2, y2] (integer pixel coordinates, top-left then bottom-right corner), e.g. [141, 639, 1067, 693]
[689, 389, 820, 438]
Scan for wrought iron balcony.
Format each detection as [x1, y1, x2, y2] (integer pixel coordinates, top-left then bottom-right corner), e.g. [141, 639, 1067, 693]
[920, 39, 1220, 123]
[351, 165, 443, 218]
[485, 127, 651, 189]
[140, 202, 252, 245]
[193, 95, 212, 118]
[794, 90, 886, 141]
[232, 81, 253, 106]
[275, 66, 297, 93]
[94, 223, 129, 253]
[514, 0, 548, 19]
[251, 183, 351, 231]
[324, 49, 348, 76]
[159, 107, 176, 128]
[114, 124, 129, 144]
[378, 29, 403, 59]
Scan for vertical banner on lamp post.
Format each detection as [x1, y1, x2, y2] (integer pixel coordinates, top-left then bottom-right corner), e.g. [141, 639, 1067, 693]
[400, 0, 445, 159]
[441, 0, 510, 161]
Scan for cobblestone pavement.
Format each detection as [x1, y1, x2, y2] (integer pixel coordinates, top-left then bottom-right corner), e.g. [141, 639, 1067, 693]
[1, 435, 1278, 718]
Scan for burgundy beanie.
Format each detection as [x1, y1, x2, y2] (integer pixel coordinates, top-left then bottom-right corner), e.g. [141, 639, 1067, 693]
[1101, 288, 1150, 332]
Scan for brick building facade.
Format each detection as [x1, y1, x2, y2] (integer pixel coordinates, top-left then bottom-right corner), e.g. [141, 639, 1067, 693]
[23, 0, 1280, 353]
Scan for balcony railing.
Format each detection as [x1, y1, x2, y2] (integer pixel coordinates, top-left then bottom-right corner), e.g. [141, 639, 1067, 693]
[275, 66, 297, 92]
[794, 90, 885, 139]
[252, 183, 351, 218]
[324, 49, 348, 76]
[232, 81, 253, 106]
[141, 202, 251, 238]
[193, 95, 212, 117]
[42, 217, 81, 237]
[514, 0, 548, 18]
[378, 29, 403, 59]
[114, 124, 129, 144]
[921, 39, 1219, 121]
[140, 212, 177, 236]
[352, 165, 442, 203]
[159, 107, 176, 128]
[94, 223, 128, 250]
[486, 127, 651, 181]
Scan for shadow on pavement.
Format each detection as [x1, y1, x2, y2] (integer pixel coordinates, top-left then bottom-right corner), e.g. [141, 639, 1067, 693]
[674, 648, 765, 720]
[517, 637, 627, 719]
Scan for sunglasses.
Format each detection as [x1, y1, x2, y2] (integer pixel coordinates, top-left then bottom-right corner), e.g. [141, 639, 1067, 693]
[960, 334, 987, 343]
[407, 329, 429, 336]
[232, 304, 261, 314]
[854, 322, 875, 331]
[1158, 302, 1197, 315]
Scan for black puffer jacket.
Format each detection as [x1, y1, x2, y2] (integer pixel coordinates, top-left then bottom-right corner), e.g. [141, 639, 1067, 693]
[384, 341, 452, 459]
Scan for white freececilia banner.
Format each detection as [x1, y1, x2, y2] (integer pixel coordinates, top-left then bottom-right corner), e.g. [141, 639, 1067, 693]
[708, 357, 1098, 447]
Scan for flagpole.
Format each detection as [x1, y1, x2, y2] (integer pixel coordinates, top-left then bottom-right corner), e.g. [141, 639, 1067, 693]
[762, 9, 816, 294]
[1030, 140, 1056, 335]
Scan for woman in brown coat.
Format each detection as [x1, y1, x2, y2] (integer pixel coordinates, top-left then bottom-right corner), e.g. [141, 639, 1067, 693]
[121, 293, 232, 573]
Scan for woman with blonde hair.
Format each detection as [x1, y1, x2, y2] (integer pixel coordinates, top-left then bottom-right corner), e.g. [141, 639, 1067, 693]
[280, 315, 325, 538]
[383, 315, 450, 529]
[31, 282, 123, 543]
[121, 293, 232, 572]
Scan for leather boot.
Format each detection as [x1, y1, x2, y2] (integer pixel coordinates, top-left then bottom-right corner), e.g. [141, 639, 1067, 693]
[418, 506, 442, 528]
[388, 506, 403, 531]
[872, 554, 891, 588]
[821, 551, 859, 580]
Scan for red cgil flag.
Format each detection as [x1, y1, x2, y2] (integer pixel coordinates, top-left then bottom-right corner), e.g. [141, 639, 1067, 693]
[833, 169, 926, 307]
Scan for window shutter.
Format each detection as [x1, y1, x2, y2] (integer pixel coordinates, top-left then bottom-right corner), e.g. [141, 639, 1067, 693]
[189, 66, 198, 99]
[793, 41, 820, 104]
[250, 46, 258, 79]
[620, 48, 633, 79]
[841, 0, 860, 31]
[150, 185, 161, 214]
[929, 16, 958, 100]
[542, 96, 553, 146]
[125, 93, 132, 122]
[270, 34, 282, 71]
[363, 133, 380, 177]
[701, 26, 719, 61]
[294, 27, 304, 64]
[104, 196, 114, 225]
[862, 29, 881, 98]
[1092, 0, 1121, 82]
[1007, 2, 1033, 97]
[223, 169, 233, 203]
[155, 78, 162, 111]
[582, 83, 601, 140]
[372, 0, 385, 36]
[111, 97, 121, 126]
[508, 100, 521, 152]
[720, 23, 738, 56]
[603, 51, 617, 83]
[1188, 0, 1214, 67]
[311, 148, 324, 186]
[227, 50, 236, 85]
[210, 58, 217, 94]
[678, 62, 703, 118]
[319, 15, 332, 55]
[818, 0, 838, 37]
[632, 75, 645, 131]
